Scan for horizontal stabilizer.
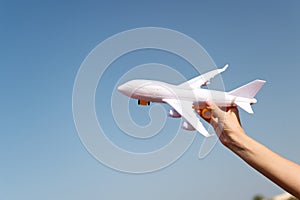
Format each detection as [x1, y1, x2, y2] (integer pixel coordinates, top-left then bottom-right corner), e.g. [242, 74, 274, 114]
[229, 79, 266, 98]
[235, 101, 254, 114]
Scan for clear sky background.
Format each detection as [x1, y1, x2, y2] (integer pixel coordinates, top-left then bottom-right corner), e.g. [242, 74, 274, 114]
[1, 1, 300, 200]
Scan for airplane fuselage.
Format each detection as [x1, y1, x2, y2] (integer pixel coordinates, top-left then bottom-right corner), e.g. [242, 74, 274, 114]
[118, 79, 256, 107]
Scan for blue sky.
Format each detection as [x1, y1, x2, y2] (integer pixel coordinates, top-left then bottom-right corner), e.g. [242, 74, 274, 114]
[1, 1, 300, 199]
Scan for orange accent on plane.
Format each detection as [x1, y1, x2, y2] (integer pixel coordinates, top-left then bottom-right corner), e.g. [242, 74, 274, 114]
[201, 108, 212, 120]
[138, 99, 150, 106]
[193, 105, 211, 120]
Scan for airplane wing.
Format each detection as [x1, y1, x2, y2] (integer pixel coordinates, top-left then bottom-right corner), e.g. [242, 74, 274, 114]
[163, 98, 212, 137]
[178, 64, 228, 89]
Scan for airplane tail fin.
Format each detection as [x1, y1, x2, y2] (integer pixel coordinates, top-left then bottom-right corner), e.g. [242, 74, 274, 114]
[228, 79, 266, 99]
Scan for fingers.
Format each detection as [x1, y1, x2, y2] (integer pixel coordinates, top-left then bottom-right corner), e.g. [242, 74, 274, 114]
[209, 115, 225, 137]
[194, 101, 240, 129]
[206, 101, 225, 120]
[194, 101, 225, 124]
[227, 106, 241, 125]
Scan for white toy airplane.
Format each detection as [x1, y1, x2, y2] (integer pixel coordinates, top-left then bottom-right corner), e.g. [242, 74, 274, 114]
[118, 65, 265, 137]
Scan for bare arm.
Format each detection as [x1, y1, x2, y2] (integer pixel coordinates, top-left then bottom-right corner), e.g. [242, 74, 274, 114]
[196, 102, 300, 199]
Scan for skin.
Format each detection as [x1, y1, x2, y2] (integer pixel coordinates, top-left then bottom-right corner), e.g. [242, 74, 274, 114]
[195, 102, 300, 199]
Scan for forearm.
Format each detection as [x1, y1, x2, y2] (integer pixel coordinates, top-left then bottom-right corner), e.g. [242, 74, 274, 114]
[227, 133, 300, 199]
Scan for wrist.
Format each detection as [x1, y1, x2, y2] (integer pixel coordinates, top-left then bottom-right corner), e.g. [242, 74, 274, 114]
[224, 130, 252, 155]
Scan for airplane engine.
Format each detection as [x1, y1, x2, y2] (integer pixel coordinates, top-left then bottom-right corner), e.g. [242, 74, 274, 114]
[200, 108, 212, 120]
[168, 109, 181, 118]
[138, 99, 150, 106]
[181, 121, 195, 131]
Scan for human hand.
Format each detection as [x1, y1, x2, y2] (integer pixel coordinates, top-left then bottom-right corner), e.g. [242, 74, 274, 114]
[197, 103, 300, 199]
[195, 101, 246, 148]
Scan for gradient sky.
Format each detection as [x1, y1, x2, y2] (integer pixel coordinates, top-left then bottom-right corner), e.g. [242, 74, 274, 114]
[1, 1, 300, 200]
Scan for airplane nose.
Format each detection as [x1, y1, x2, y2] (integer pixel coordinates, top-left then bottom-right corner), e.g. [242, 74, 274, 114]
[117, 84, 128, 94]
[117, 84, 125, 92]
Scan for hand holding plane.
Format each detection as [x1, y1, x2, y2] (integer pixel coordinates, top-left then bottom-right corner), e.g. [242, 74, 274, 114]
[118, 65, 265, 137]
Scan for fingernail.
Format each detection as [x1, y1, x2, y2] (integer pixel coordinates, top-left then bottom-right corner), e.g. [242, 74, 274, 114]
[206, 100, 212, 106]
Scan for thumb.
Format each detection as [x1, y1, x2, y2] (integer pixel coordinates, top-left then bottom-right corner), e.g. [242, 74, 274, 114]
[206, 101, 225, 119]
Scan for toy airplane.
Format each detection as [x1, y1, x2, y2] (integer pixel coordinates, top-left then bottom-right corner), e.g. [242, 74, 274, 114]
[118, 65, 265, 137]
